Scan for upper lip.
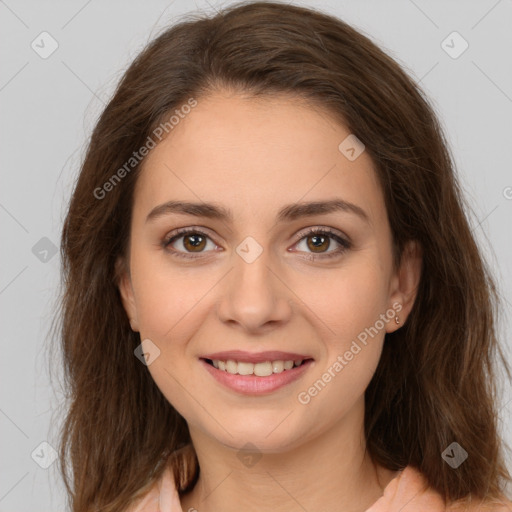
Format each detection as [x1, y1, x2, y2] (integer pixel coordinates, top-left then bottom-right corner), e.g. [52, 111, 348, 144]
[201, 350, 313, 364]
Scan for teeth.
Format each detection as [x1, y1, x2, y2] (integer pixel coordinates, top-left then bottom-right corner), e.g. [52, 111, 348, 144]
[272, 360, 284, 373]
[210, 358, 306, 376]
[237, 361, 254, 376]
[226, 360, 238, 374]
[254, 361, 273, 377]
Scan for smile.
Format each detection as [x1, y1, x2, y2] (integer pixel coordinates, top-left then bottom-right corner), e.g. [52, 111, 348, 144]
[205, 358, 308, 376]
[200, 357, 314, 395]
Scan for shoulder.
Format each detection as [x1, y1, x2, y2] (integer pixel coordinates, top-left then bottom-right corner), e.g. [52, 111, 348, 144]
[125, 466, 183, 512]
[366, 465, 445, 511]
[366, 465, 512, 512]
[447, 497, 512, 512]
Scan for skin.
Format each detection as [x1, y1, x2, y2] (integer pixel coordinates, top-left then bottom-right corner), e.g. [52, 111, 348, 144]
[118, 90, 422, 512]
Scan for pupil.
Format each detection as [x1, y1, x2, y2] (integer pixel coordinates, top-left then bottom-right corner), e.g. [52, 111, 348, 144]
[308, 235, 328, 252]
[185, 234, 205, 251]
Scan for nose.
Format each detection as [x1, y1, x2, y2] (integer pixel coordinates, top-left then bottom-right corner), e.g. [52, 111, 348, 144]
[216, 246, 293, 334]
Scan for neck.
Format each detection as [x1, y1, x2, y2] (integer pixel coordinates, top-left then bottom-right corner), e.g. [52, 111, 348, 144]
[179, 400, 397, 512]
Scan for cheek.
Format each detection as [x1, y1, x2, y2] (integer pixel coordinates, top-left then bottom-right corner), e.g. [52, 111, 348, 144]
[130, 250, 218, 342]
[293, 258, 389, 399]
[300, 260, 389, 348]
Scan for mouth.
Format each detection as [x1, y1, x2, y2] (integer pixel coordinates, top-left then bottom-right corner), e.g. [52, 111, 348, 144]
[199, 352, 315, 395]
[201, 357, 313, 377]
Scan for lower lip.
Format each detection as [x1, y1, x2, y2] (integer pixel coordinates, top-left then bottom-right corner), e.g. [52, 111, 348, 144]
[201, 359, 314, 395]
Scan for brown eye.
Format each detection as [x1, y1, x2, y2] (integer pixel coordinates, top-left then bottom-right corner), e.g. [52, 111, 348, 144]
[182, 233, 207, 252]
[293, 228, 351, 260]
[163, 228, 218, 258]
[306, 234, 331, 253]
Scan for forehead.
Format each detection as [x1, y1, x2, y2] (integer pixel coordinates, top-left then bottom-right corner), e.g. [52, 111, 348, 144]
[134, 92, 385, 227]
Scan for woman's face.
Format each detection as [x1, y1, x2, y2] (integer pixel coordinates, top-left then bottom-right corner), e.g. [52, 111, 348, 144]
[118, 91, 420, 453]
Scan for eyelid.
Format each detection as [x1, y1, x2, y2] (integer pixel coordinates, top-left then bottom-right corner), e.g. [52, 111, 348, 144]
[162, 226, 221, 258]
[290, 226, 351, 260]
[293, 225, 349, 243]
[162, 225, 351, 259]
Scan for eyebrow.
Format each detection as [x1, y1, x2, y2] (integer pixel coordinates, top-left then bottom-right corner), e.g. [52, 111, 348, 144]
[146, 199, 370, 225]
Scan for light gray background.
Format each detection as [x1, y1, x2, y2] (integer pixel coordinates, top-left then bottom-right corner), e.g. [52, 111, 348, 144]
[1, 0, 511, 510]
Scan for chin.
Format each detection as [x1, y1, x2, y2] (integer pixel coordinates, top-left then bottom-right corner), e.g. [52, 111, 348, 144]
[195, 411, 312, 454]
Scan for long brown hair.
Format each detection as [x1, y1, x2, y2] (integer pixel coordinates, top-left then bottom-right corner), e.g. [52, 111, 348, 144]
[54, 1, 512, 510]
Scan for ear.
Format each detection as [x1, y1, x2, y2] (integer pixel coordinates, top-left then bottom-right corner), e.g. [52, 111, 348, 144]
[386, 240, 422, 333]
[115, 257, 140, 332]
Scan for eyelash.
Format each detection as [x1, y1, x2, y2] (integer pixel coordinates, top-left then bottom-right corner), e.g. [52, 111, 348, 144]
[162, 227, 351, 261]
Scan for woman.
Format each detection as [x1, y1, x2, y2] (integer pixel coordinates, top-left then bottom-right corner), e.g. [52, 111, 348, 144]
[56, 2, 512, 511]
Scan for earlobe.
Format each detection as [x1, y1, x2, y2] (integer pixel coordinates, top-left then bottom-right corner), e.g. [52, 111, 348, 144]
[387, 240, 423, 332]
[115, 257, 140, 332]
